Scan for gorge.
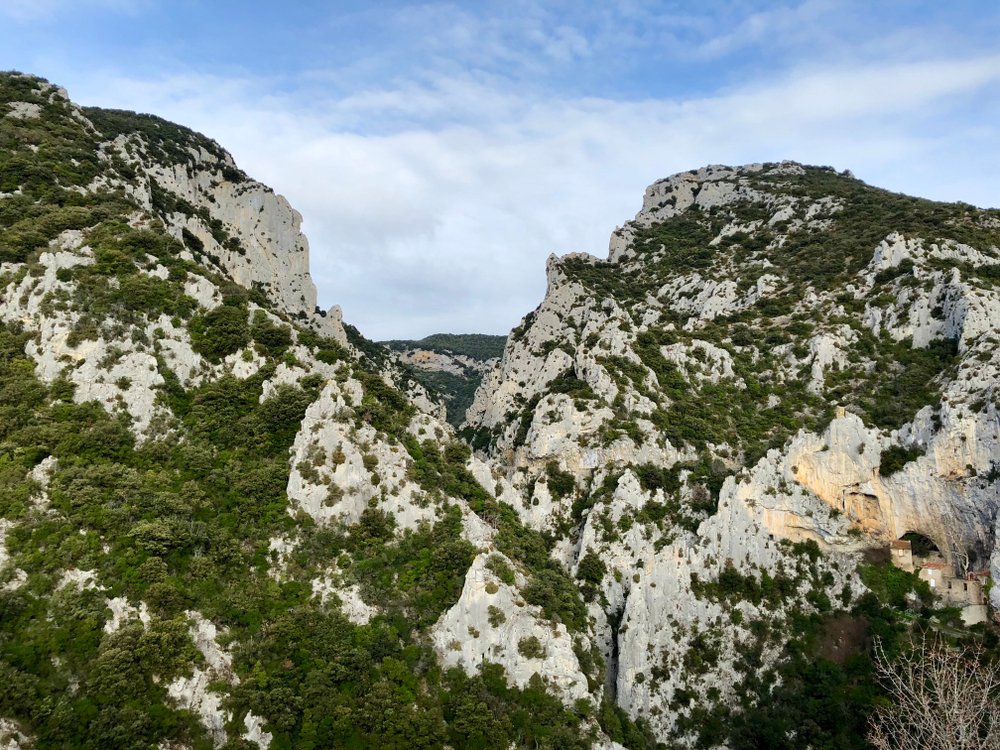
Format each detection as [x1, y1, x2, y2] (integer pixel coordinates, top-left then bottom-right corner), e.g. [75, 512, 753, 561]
[1, 71, 999, 750]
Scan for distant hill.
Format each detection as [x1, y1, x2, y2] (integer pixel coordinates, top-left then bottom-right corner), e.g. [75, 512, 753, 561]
[381, 333, 507, 361]
[379, 334, 507, 427]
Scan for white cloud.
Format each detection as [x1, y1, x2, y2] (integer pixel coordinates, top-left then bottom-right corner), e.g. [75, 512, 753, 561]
[64, 53, 1000, 339]
[695, 0, 840, 59]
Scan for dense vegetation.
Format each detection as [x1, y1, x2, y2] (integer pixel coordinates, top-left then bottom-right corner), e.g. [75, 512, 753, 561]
[0, 74, 130, 264]
[0, 297, 601, 749]
[82, 107, 246, 181]
[411, 368, 483, 428]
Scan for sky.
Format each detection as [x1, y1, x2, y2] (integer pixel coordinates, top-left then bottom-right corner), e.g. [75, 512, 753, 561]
[2, 1, 998, 340]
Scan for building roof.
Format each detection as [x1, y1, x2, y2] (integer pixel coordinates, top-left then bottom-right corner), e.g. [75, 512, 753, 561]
[920, 562, 947, 569]
[890, 540, 912, 550]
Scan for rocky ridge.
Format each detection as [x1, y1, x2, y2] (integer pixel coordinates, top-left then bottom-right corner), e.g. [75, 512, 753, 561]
[462, 161, 1000, 743]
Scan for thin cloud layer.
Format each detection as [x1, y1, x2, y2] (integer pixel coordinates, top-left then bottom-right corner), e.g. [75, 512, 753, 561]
[0, 0, 143, 22]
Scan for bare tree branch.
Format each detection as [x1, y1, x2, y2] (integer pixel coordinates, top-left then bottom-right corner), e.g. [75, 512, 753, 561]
[868, 635, 1000, 750]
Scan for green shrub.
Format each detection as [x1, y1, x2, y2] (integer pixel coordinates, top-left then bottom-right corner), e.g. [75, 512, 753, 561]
[523, 568, 587, 632]
[517, 635, 546, 659]
[487, 605, 506, 627]
[545, 460, 576, 501]
[485, 554, 515, 586]
[879, 445, 925, 477]
[576, 552, 607, 585]
[251, 309, 292, 356]
[859, 560, 933, 608]
[189, 305, 250, 361]
[547, 369, 596, 400]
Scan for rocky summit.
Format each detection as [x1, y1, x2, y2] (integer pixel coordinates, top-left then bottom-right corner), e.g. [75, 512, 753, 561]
[1, 71, 999, 750]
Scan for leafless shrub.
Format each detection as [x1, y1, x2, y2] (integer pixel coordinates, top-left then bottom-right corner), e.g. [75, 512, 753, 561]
[868, 635, 1000, 750]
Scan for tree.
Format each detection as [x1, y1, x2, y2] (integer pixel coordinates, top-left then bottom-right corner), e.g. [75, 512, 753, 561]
[868, 636, 1000, 750]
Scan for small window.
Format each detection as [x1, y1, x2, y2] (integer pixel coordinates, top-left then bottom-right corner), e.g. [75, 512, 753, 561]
[947, 581, 952, 589]
[768, 534, 774, 541]
[964, 583, 968, 591]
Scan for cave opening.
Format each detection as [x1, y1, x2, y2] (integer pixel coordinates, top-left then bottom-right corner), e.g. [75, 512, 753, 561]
[900, 531, 939, 557]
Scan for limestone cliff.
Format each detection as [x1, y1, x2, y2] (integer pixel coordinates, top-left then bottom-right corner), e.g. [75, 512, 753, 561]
[463, 161, 1000, 743]
[85, 113, 344, 340]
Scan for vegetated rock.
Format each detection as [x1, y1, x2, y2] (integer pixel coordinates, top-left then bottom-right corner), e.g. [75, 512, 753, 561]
[92, 129, 344, 341]
[0, 718, 32, 750]
[286, 382, 460, 532]
[432, 553, 593, 704]
[3, 71, 1000, 750]
[394, 347, 498, 378]
[465, 160, 1000, 743]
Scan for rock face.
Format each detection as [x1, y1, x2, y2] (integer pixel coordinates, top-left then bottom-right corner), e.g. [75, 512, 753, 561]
[99, 129, 336, 331]
[15, 76, 346, 343]
[431, 553, 593, 703]
[380, 333, 506, 426]
[465, 161, 1000, 742]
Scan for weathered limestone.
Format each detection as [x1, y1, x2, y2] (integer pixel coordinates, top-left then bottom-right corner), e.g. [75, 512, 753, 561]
[285, 380, 443, 530]
[0, 718, 32, 750]
[166, 612, 272, 749]
[94, 130, 346, 344]
[431, 553, 593, 705]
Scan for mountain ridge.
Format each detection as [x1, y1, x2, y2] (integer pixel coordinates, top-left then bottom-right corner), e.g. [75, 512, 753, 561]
[461, 159, 1000, 743]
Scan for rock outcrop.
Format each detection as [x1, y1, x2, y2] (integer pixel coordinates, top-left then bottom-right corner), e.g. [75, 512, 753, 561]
[431, 553, 593, 703]
[98, 129, 339, 334]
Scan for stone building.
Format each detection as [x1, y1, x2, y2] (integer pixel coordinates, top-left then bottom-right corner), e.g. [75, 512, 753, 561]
[889, 543, 990, 625]
[890, 540, 914, 572]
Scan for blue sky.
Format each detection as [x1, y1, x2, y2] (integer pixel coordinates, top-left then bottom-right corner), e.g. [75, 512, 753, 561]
[3, 1, 999, 339]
